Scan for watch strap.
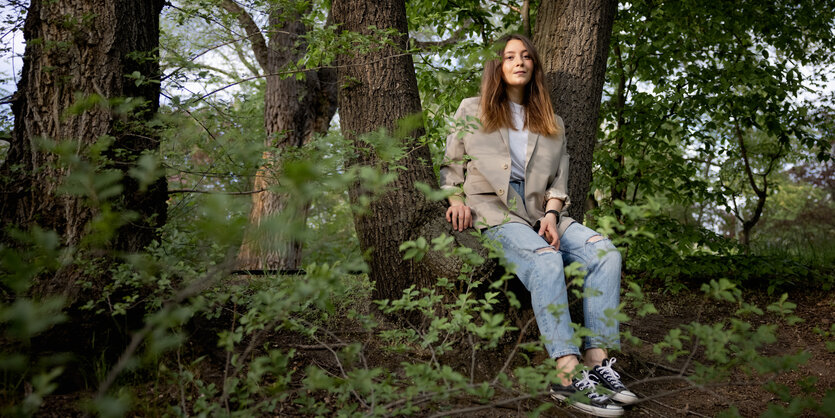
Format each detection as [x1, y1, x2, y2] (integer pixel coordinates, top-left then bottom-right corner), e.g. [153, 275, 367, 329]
[545, 209, 561, 224]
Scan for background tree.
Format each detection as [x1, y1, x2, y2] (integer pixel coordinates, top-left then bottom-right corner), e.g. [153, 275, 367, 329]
[217, 1, 338, 271]
[0, 0, 167, 299]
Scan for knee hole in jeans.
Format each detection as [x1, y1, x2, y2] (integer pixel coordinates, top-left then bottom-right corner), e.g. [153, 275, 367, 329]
[534, 246, 558, 254]
[586, 235, 605, 243]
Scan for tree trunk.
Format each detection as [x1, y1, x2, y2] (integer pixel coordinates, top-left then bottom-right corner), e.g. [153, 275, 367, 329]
[533, 0, 617, 223]
[0, 0, 167, 300]
[227, 2, 338, 271]
[332, 0, 488, 301]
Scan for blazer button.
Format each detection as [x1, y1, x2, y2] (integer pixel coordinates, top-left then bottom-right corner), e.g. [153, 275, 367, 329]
[503, 163, 509, 170]
[498, 188, 504, 196]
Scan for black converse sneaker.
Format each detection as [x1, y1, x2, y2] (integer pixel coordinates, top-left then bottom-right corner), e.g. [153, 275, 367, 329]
[591, 357, 639, 405]
[549, 370, 624, 417]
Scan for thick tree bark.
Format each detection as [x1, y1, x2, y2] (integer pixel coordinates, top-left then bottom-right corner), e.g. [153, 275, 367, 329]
[533, 0, 617, 223]
[0, 0, 167, 299]
[225, 2, 338, 271]
[332, 0, 488, 301]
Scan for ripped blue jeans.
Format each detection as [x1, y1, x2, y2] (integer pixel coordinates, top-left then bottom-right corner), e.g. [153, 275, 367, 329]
[484, 220, 622, 359]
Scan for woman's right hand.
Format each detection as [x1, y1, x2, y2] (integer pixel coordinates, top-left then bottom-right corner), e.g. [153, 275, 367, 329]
[446, 203, 473, 232]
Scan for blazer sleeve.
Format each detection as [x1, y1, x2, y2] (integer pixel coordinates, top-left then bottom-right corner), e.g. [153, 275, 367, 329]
[543, 115, 572, 210]
[439, 100, 470, 199]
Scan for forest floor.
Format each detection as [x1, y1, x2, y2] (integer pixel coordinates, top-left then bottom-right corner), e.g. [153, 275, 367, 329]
[33, 285, 835, 417]
[609, 288, 835, 417]
[277, 286, 835, 417]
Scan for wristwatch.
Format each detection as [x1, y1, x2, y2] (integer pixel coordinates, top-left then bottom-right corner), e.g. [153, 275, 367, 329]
[545, 209, 561, 224]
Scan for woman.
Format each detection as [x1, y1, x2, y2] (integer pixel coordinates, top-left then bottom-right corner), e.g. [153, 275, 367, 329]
[440, 34, 637, 417]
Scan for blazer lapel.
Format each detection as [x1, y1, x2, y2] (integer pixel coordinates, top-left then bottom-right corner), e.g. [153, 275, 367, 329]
[498, 128, 510, 152]
[524, 131, 540, 173]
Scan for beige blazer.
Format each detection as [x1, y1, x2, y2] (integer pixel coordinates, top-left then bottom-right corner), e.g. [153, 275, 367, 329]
[440, 97, 575, 235]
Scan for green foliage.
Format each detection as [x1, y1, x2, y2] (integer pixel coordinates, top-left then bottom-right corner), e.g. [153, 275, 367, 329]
[586, 200, 834, 294]
[0, 229, 69, 415]
[814, 324, 835, 353]
[595, 0, 835, 257]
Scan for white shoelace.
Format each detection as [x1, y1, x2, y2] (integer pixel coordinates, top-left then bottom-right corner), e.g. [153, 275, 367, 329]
[574, 370, 609, 402]
[596, 358, 625, 389]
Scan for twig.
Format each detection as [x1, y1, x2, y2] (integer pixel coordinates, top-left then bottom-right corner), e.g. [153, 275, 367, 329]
[427, 393, 538, 418]
[302, 322, 370, 410]
[648, 397, 711, 417]
[218, 314, 284, 407]
[411, 21, 472, 51]
[176, 348, 187, 414]
[93, 248, 238, 405]
[468, 333, 476, 384]
[159, 90, 237, 166]
[160, 34, 256, 82]
[221, 300, 238, 413]
[380, 390, 441, 413]
[626, 376, 764, 405]
[490, 315, 536, 386]
[378, 389, 451, 416]
[491, 0, 521, 14]
[161, 165, 244, 178]
[680, 335, 700, 376]
[644, 360, 692, 376]
[282, 343, 349, 349]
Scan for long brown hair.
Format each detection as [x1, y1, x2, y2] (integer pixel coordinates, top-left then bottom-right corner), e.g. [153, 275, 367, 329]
[479, 34, 558, 136]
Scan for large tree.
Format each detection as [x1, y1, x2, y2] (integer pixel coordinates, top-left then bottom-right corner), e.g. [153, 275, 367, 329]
[332, 0, 494, 301]
[0, 0, 167, 300]
[533, 0, 618, 222]
[218, 1, 338, 271]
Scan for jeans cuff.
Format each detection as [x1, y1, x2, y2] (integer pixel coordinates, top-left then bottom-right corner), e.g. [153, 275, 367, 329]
[548, 348, 582, 359]
[583, 336, 621, 352]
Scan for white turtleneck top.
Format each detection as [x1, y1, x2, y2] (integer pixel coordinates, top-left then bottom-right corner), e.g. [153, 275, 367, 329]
[508, 101, 528, 182]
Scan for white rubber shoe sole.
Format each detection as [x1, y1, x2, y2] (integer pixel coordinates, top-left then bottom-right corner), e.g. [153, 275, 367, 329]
[550, 391, 625, 417]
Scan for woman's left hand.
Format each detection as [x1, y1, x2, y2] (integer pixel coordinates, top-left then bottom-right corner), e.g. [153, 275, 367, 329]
[538, 214, 560, 250]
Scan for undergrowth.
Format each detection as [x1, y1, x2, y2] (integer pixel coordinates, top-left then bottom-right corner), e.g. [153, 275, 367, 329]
[2, 126, 834, 417]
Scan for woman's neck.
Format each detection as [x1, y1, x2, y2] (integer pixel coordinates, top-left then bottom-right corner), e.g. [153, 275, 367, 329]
[506, 86, 524, 105]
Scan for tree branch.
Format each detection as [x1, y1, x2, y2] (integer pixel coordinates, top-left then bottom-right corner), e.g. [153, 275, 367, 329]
[411, 21, 472, 50]
[194, 52, 414, 102]
[230, 37, 263, 77]
[735, 121, 764, 198]
[491, 0, 521, 14]
[219, 0, 269, 71]
[167, 188, 268, 195]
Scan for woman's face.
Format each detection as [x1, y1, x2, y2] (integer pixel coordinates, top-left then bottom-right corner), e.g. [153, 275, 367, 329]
[501, 39, 534, 88]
